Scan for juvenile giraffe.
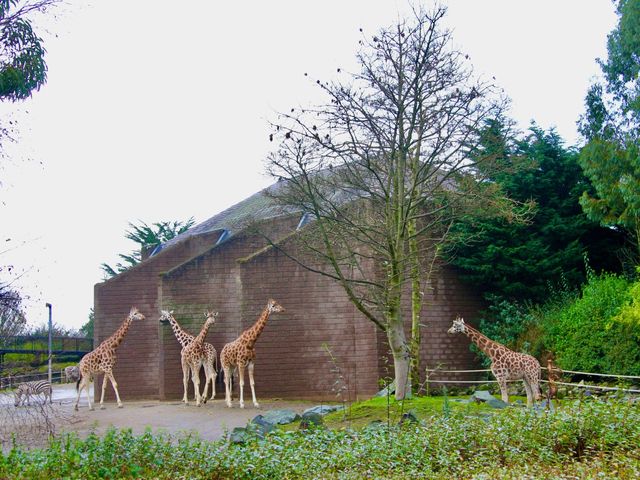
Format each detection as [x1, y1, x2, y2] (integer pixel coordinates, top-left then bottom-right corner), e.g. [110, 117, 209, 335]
[159, 310, 218, 402]
[180, 311, 218, 407]
[220, 299, 284, 408]
[74, 307, 145, 411]
[447, 316, 542, 407]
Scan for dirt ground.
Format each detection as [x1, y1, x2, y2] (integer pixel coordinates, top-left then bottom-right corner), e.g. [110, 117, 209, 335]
[6, 383, 318, 444]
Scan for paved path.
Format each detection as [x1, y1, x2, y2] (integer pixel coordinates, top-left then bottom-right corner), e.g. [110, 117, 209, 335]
[50, 384, 315, 442]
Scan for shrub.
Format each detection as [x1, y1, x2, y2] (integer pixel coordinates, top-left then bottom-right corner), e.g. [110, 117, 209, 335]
[542, 272, 640, 375]
[1, 399, 639, 479]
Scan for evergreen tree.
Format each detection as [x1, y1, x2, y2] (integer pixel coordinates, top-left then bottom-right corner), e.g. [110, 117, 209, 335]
[448, 122, 623, 302]
[578, 0, 640, 263]
[101, 218, 195, 278]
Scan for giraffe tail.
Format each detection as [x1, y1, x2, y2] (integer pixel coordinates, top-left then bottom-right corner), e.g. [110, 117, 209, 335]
[76, 373, 82, 391]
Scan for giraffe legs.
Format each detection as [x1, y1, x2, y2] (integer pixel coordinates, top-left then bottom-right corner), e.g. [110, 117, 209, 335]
[190, 364, 202, 407]
[100, 374, 109, 409]
[238, 363, 246, 409]
[497, 378, 509, 404]
[203, 361, 216, 401]
[181, 357, 190, 404]
[75, 375, 93, 411]
[224, 366, 233, 408]
[523, 380, 534, 407]
[248, 361, 259, 408]
[106, 372, 123, 408]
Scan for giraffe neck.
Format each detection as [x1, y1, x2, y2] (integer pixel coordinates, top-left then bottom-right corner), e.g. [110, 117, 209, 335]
[241, 306, 270, 348]
[169, 316, 193, 348]
[463, 324, 506, 359]
[192, 320, 213, 348]
[103, 315, 133, 349]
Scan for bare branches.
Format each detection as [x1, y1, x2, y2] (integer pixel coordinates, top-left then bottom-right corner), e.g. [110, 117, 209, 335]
[265, 6, 516, 399]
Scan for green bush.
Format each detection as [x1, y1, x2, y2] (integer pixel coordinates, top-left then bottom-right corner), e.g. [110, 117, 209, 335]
[1, 399, 638, 479]
[542, 272, 640, 375]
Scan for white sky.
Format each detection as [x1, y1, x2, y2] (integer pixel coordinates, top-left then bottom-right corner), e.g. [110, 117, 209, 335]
[1, 0, 617, 331]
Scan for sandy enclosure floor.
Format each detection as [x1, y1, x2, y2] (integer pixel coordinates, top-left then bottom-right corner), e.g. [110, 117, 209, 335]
[2, 383, 317, 445]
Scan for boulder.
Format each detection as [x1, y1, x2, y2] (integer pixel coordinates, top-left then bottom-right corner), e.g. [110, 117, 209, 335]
[299, 412, 324, 429]
[302, 405, 343, 416]
[259, 409, 301, 425]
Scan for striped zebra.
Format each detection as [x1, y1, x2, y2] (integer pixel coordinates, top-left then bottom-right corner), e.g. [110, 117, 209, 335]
[14, 380, 53, 406]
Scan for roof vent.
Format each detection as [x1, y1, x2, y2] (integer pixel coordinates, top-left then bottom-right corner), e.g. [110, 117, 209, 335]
[297, 212, 312, 230]
[215, 229, 231, 245]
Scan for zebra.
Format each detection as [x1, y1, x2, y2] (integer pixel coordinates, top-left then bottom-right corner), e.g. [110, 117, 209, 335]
[14, 380, 53, 406]
[64, 365, 80, 383]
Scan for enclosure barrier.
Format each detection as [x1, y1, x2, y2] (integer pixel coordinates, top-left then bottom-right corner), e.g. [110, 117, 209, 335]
[0, 370, 69, 390]
[424, 367, 640, 394]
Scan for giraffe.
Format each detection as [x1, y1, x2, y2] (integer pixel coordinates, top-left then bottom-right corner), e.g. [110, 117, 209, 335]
[159, 310, 218, 403]
[180, 311, 218, 407]
[74, 307, 145, 411]
[220, 298, 284, 409]
[447, 316, 542, 407]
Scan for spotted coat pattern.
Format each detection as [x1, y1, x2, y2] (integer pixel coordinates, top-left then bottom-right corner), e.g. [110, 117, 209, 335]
[179, 312, 217, 407]
[220, 299, 284, 408]
[448, 316, 542, 407]
[159, 310, 218, 403]
[74, 307, 145, 411]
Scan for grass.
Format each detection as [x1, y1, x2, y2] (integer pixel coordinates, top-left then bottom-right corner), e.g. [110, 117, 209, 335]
[322, 393, 528, 429]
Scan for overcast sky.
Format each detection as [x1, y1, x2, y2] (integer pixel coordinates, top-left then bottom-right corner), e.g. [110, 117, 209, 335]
[1, 0, 617, 331]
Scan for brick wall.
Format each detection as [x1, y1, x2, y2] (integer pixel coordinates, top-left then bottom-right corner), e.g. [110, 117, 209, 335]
[94, 216, 484, 402]
[93, 231, 223, 400]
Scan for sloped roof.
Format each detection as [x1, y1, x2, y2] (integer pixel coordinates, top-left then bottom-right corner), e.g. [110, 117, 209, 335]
[161, 180, 297, 251]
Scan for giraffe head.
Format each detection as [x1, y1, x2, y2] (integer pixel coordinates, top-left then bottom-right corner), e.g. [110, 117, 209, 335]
[159, 310, 174, 325]
[129, 307, 145, 322]
[204, 310, 218, 326]
[267, 299, 284, 314]
[447, 316, 466, 334]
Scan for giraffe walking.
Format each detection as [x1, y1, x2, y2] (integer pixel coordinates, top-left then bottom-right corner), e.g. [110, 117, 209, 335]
[447, 316, 542, 407]
[74, 307, 145, 411]
[220, 299, 284, 409]
[180, 311, 218, 407]
[159, 310, 218, 403]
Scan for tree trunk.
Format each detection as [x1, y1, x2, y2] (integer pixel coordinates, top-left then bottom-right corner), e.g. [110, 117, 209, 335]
[387, 318, 411, 400]
[408, 220, 422, 393]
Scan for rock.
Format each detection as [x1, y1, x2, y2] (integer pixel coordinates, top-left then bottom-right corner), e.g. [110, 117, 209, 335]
[302, 405, 344, 416]
[470, 390, 507, 408]
[486, 397, 508, 409]
[299, 412, 323, 429]
[399, 411, 419, 425]
[250, 414, 276, 434]
[470, 390, 497, 402]
[375, 380, 396, 397]
[229, 427, 249, 444]
[260, 409, 301, 425]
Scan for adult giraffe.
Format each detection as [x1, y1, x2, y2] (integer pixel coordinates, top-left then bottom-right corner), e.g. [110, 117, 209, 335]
[447, 316, 542, 407]
[159, 310, 219, 404]
[220, 299, 284, 408]
[75, 307, 145, 411]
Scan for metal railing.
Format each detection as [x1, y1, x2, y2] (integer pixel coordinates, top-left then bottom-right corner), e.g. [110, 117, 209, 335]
[0, 336, 93, 355]
[0, 370, 72, 390]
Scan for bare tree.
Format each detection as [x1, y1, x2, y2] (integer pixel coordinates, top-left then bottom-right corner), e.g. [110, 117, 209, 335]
[266, 6, 522, 399]
[0, 266, 26, 343]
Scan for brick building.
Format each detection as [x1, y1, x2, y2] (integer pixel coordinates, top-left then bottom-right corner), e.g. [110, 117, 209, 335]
[94, 182, 483, 401]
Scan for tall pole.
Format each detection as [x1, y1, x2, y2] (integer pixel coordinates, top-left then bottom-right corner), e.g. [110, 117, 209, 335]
[46, 303, 52, 385]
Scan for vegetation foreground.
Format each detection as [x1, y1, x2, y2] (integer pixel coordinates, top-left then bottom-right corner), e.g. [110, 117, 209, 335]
[1, 397, 639, 479]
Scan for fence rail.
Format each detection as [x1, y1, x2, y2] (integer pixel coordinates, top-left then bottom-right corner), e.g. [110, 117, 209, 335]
[425, 366, 640, 394]
[0, 370, 71, 390]
[0, 336, 92, 355]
